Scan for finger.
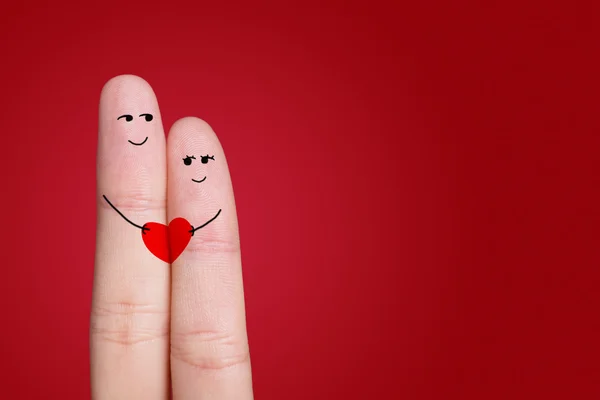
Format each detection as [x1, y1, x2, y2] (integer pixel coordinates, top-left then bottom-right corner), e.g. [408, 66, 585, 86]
[167, 117, 253, 399]
[90, 75, 170, 400]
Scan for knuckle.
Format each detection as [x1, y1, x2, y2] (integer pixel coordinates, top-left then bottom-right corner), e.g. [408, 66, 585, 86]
[170, 329, 250, 371]
[185, 235, 241, 255]
[100, 193, 165, 213]
[90, 301, 168, 346]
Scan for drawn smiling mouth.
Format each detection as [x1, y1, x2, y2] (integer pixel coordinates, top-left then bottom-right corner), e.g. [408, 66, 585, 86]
[192, 176, 207, 183]
[128, 137, 148, 146]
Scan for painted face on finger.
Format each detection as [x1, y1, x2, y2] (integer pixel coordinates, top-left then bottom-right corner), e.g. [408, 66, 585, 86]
[178, 150, 222, 237]
[182, 154, 215, 183]
[117, 112, 154, 146]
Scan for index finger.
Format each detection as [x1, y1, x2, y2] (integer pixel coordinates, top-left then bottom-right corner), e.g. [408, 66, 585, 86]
[167, 117, 253, 399]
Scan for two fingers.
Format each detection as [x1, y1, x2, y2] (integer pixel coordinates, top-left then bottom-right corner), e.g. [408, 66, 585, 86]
[90, 75, 252, 399]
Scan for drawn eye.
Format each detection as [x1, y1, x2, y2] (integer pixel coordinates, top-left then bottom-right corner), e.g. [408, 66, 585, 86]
[140, 113, 153, 122]
[201, 155, 215, 164]
[183, 155, 195, 166]
[117, 114, 133, 122]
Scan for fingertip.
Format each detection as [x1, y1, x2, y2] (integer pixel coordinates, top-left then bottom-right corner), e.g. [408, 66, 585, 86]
[98, 74, 164, 144]
[100, 75, 160, 116]
[100, 74, 153, 97]
[97, 74, 166, 202]
[167, 116, 236, 244]
[168, 116, 220, 145]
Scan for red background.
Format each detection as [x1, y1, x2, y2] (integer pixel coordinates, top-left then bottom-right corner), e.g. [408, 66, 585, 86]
[0, 1, 598, 399]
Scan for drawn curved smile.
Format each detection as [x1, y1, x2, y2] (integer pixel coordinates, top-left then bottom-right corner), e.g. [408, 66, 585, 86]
[192, 176, 207, 183]
[128, 137, 148, 146]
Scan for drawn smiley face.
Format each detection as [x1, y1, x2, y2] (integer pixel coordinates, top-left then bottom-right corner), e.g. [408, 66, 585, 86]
[117, 113, 154, 145]
[182, 154, 215, 183]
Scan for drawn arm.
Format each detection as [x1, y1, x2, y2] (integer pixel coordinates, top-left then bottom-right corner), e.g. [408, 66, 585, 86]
[189, 209, 222, 236]
[102, 195, 150, 233]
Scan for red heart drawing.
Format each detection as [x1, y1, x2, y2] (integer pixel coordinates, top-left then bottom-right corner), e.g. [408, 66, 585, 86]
[141, 218, 192, 263]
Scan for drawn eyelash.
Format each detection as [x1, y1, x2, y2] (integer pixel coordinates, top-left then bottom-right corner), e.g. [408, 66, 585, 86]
[200, 155, 215, 164]
[183, 154, 215, 166]
[183, 155, 196, 166]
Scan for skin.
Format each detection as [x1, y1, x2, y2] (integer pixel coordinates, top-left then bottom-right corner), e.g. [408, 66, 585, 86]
[90, 75, 253, 400]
